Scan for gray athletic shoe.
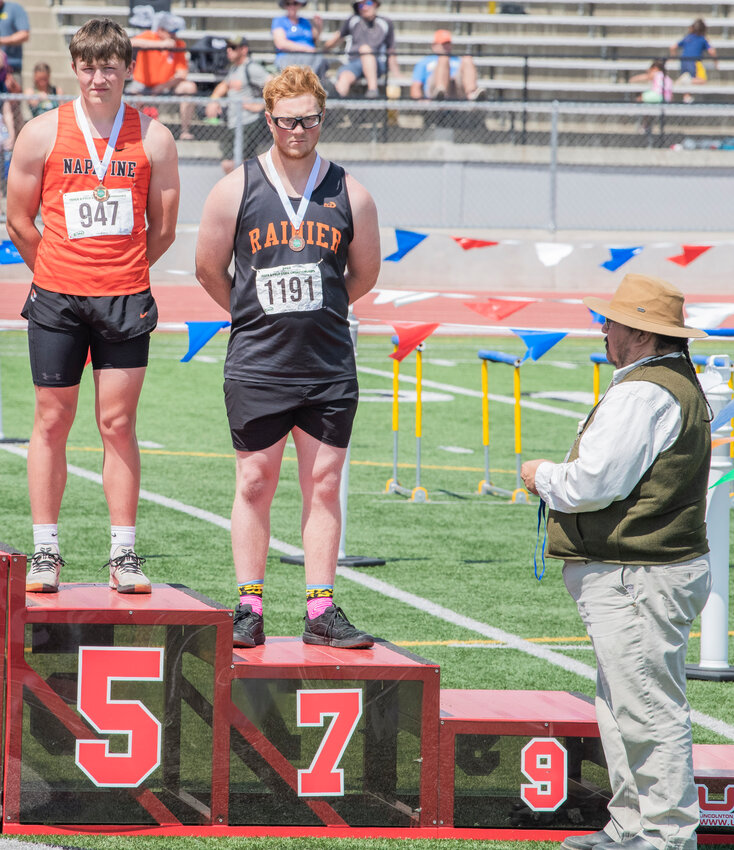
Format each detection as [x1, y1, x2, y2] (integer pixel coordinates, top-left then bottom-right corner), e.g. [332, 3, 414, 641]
[232, 603, 265, 648]
[106, 549, 151, 594]
[561, 831, 617, 850]
[26, 548, 64, 593]
[302, 605, 374, 648]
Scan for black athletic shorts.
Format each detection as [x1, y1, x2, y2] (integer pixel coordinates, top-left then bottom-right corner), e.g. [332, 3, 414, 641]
[23, 286, 156, 387]
[223, 378, 360, 452]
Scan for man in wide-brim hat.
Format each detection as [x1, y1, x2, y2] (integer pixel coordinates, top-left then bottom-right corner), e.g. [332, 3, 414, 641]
[521, 274, 711, 850]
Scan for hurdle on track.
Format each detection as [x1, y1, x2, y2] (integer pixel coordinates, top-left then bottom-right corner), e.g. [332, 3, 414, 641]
[476, 350, 529, 504]
[385, 336, 429, 503]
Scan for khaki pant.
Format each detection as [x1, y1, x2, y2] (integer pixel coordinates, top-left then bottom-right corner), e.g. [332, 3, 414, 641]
[563, 557, 711, 850]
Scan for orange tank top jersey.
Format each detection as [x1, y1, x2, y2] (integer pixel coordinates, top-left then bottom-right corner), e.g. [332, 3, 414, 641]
[33, 101, 151, 296]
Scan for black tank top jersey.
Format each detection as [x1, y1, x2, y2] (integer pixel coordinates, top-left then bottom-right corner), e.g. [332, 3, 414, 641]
[224, 157, 356, 384]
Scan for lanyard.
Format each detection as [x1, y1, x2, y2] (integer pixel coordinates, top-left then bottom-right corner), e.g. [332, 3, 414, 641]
[533, 499, 547, 581]
[73, 96, 125, 186]
[264, 147, 321, 231]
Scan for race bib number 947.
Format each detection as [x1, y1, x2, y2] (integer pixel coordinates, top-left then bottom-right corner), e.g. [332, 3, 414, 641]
[63, 188, 134, 240]
[255, 263, 323, 315]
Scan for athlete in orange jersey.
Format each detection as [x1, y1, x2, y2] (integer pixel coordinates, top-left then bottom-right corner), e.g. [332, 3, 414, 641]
[7, 18, 179, 594]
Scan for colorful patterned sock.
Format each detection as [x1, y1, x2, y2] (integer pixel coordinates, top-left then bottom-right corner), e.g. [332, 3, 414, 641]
[306, 584, 334, 620]
[238, 580, 264, 616]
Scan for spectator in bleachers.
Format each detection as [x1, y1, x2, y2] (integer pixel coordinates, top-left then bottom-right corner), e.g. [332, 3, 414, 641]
[630, 60, 672, 104]
[25, 62, 63, 118]
[205, 36, 272, 175]
[0, 50, 14, 221]
[323, 0, 399, 99]
[0, 0, 29, 91]
[272, 0, 328, 79]
[670, 19, 717, 86]
[410, 30, 486, 102]
[129, 12, 198, 140]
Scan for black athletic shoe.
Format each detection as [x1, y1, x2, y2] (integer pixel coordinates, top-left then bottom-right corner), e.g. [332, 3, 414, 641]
[302, 605, 374, 649]
[233, 603, 265, 648]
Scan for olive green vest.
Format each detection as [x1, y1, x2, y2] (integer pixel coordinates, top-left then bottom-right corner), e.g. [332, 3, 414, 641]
[547, 357, 710, 565]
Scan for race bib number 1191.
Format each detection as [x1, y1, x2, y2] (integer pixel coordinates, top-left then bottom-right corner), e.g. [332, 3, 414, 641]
[255, 263, 323, 315]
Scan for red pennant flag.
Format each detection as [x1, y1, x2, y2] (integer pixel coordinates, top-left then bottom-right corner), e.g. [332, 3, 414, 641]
[464, 299, 529, 322]
[84, 348, 92, 368]
[452, 236, 499, 251]
[389, 322, 440, 362]
[667, 245, 712, 266]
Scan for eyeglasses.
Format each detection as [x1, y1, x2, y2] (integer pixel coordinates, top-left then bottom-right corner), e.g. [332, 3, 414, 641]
[270, 112, 323, 130]
[358, 1, 376, 8]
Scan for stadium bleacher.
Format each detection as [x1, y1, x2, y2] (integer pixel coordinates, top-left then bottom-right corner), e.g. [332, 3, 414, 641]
[31, 1, 734, 150]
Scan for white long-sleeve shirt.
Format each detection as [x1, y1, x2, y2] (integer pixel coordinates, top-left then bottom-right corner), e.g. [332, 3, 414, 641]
[534, 353, 684, 514]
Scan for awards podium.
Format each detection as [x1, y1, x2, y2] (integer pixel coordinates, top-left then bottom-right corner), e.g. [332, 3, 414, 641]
[0, 547, 733, 842]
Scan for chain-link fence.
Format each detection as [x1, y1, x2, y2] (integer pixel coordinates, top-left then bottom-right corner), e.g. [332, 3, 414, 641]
[4, 93, 734, 231]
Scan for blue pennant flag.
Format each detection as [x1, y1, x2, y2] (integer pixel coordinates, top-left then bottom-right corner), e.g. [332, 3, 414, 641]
[384, 229, 428, 262]
[588, 308, 606, 324]
[600, 246, 642, 272]
[511, 329, 567, 362]
[181, 320, 231, 362]
[0, 240, 23, 265]
[710, 398, 734, 433]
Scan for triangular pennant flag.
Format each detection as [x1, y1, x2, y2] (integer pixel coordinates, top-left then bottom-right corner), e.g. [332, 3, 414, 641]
[451, 236, 499, 251]
[588, 308, 606, 324]
[712, 437, 734, 449]
[181, 320, 231, 362]
[667, 245, 712, 266]
[709, 468, 734, 490]
[389, 322, 440, 362]
[464, 299, 529, 322]
[85, 348, 92, 368]
[511, 329, 567, 362]
[535, 242, 574, 267]
[710, 398, 734, 433]
[600, 246, 642, 272]
[0, 239, 23, 264]
[384, 229, 428, 262]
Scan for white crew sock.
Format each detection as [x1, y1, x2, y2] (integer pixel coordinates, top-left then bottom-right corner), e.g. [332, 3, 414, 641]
[33, 524, 59, 554]
[110, 526, 136, 560]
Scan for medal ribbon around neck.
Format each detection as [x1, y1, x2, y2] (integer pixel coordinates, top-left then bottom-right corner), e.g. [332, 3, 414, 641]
[74, 96, 125, 199]
[265, 147, 321, 232]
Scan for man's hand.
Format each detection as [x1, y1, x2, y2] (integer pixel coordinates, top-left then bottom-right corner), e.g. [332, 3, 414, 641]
[520, 459, 553, 496]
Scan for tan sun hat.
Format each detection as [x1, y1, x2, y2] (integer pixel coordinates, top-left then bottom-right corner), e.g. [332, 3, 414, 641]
[583, 273, 707, 339]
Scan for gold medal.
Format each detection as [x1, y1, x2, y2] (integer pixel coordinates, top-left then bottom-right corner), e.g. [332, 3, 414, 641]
[93, 184, 110, 203]
[288, 234, 306, 252]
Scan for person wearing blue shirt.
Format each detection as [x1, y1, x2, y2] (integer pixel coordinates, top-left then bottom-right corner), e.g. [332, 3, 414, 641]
[272, 0, 328, 78]
[0, 0, 29, 83]
[409, 30, 485, 101]
[670, 18, 717, 82]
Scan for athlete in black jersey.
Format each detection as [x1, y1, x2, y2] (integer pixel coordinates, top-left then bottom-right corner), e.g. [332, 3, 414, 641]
[196, 65, 381, 649]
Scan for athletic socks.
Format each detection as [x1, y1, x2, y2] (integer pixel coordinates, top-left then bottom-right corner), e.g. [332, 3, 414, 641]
[238, 580, 264, 616]
[33, 523, 60, 555]
[110, 525, 136, 561]
[306, 584, 334, 620]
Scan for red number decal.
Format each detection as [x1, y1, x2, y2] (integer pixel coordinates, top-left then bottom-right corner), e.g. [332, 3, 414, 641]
[75, 646, 164, 787]
[297, 688, 363, 796]
[520, 737, 567, 811]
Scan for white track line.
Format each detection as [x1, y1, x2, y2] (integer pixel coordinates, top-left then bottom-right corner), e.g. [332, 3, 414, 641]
[3, 445, 733, 742]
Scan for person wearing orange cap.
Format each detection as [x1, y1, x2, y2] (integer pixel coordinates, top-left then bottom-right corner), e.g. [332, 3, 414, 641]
[410, 29, 485, 101]
[521, 274, 711, 850]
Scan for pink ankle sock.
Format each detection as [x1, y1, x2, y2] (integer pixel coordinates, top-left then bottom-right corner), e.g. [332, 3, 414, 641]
[240, 595, 263, 616]
[307, 596, 334, 619]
